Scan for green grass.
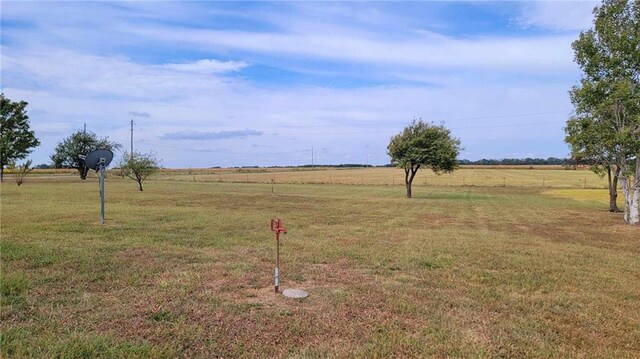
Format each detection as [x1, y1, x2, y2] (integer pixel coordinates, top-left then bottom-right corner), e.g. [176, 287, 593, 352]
[1, 174, 638, 358]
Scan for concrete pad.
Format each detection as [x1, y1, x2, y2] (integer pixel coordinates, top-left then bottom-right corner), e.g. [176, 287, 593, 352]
[282, 289, 309, 299]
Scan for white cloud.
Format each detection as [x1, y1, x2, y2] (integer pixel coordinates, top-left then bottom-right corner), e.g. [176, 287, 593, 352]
[517, 1, 598, 32]
[162, 59, 249, 74]
[2, 48, 243, 100]
[125, 25, 576, 73]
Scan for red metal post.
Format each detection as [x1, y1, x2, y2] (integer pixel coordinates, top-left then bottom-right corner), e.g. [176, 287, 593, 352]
[270, 219, 287, 293]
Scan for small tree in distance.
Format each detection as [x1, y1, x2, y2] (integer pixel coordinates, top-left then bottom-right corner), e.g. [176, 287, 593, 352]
[388, 119, 461, 198]
[15, 159, 34, 186]
[119, 151, 161, 191]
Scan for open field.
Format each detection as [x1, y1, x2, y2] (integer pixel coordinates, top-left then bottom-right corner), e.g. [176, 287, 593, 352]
[1, 171, 639, 357]
[155, 167, 607, 189]
[10, 166, 607, 189]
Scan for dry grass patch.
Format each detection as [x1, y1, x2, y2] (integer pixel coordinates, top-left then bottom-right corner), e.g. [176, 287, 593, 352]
[1, 179, 638, 357]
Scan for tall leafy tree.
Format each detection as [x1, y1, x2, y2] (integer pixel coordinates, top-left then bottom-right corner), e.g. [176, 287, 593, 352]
[51, 130, 121, 180]
[566, 105, 622, 212]
[567, 0, 640, 225]
[0, 94, 40, 182]
[388, 119, 461, 198]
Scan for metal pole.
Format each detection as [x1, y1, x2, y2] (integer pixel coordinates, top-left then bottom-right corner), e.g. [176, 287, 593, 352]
[130, 119, 134, 159]
[275, 230, 280, 293]
[270, 219, 286, 293]
[100, 164, 106, 224]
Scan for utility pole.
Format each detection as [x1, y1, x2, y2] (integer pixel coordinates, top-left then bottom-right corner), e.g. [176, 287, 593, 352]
[130, 119, 134, 159]
[311, 146, 314, 167]
[83, 123, 86, 134]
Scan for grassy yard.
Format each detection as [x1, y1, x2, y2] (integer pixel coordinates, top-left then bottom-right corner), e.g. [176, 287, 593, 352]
[1, 173, 638, 357]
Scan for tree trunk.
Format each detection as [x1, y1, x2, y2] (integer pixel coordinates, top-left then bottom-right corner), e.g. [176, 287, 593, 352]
[78, 166, 88, 180]
[608, 165, 622, 212]
[0, 166, 3, 183]
[620, 162, 640, 225]
[138, 180, 143, 191]
[404, 168, 411, 198]
[404, 165, 419, 198]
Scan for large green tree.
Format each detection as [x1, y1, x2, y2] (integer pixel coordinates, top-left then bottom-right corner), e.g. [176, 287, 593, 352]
[388, 119, 461, 198]
[118, 151, 161, 191]
[567, 0, 640, 225]
[566, 100, 622, 212]
[51, 130, 121, 180]
[0, 94, 40, 182]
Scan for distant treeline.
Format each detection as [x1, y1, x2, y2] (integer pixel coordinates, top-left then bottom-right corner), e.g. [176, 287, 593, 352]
[458, 157, 570, 166]
[297, 164, 374, 168]
[276, 158, 574, 167]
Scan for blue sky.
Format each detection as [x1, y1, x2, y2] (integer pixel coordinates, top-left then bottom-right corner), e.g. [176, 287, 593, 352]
[1, 1, 597, 168]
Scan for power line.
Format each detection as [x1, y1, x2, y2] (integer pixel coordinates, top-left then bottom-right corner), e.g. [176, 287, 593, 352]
[130, 119, 135, 158]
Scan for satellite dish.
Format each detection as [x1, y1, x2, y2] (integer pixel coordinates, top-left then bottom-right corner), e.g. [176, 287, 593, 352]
[84, 149, 113, 171]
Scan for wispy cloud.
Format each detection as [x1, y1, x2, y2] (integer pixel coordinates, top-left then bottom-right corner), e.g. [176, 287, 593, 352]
[162, 59, 249, 74]
[517, 1, 597, 32]
[161, 129, 264, 141]
[128, 111, 150, 118]
[127, 25, 575, 73]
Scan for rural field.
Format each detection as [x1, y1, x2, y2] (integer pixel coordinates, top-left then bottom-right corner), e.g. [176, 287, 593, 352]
[1, 168, 638, 358]
[152, 166, 608, 189]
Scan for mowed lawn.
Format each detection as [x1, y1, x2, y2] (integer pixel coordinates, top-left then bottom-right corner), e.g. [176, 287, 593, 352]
[1, 175, 639, 358]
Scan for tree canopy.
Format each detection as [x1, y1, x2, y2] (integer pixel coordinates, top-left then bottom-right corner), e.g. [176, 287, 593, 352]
[388, 120, 461, 198]
[51, 130, 121, 180]
[566, 0, 640, 224]
[0, 94, 40, 182]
